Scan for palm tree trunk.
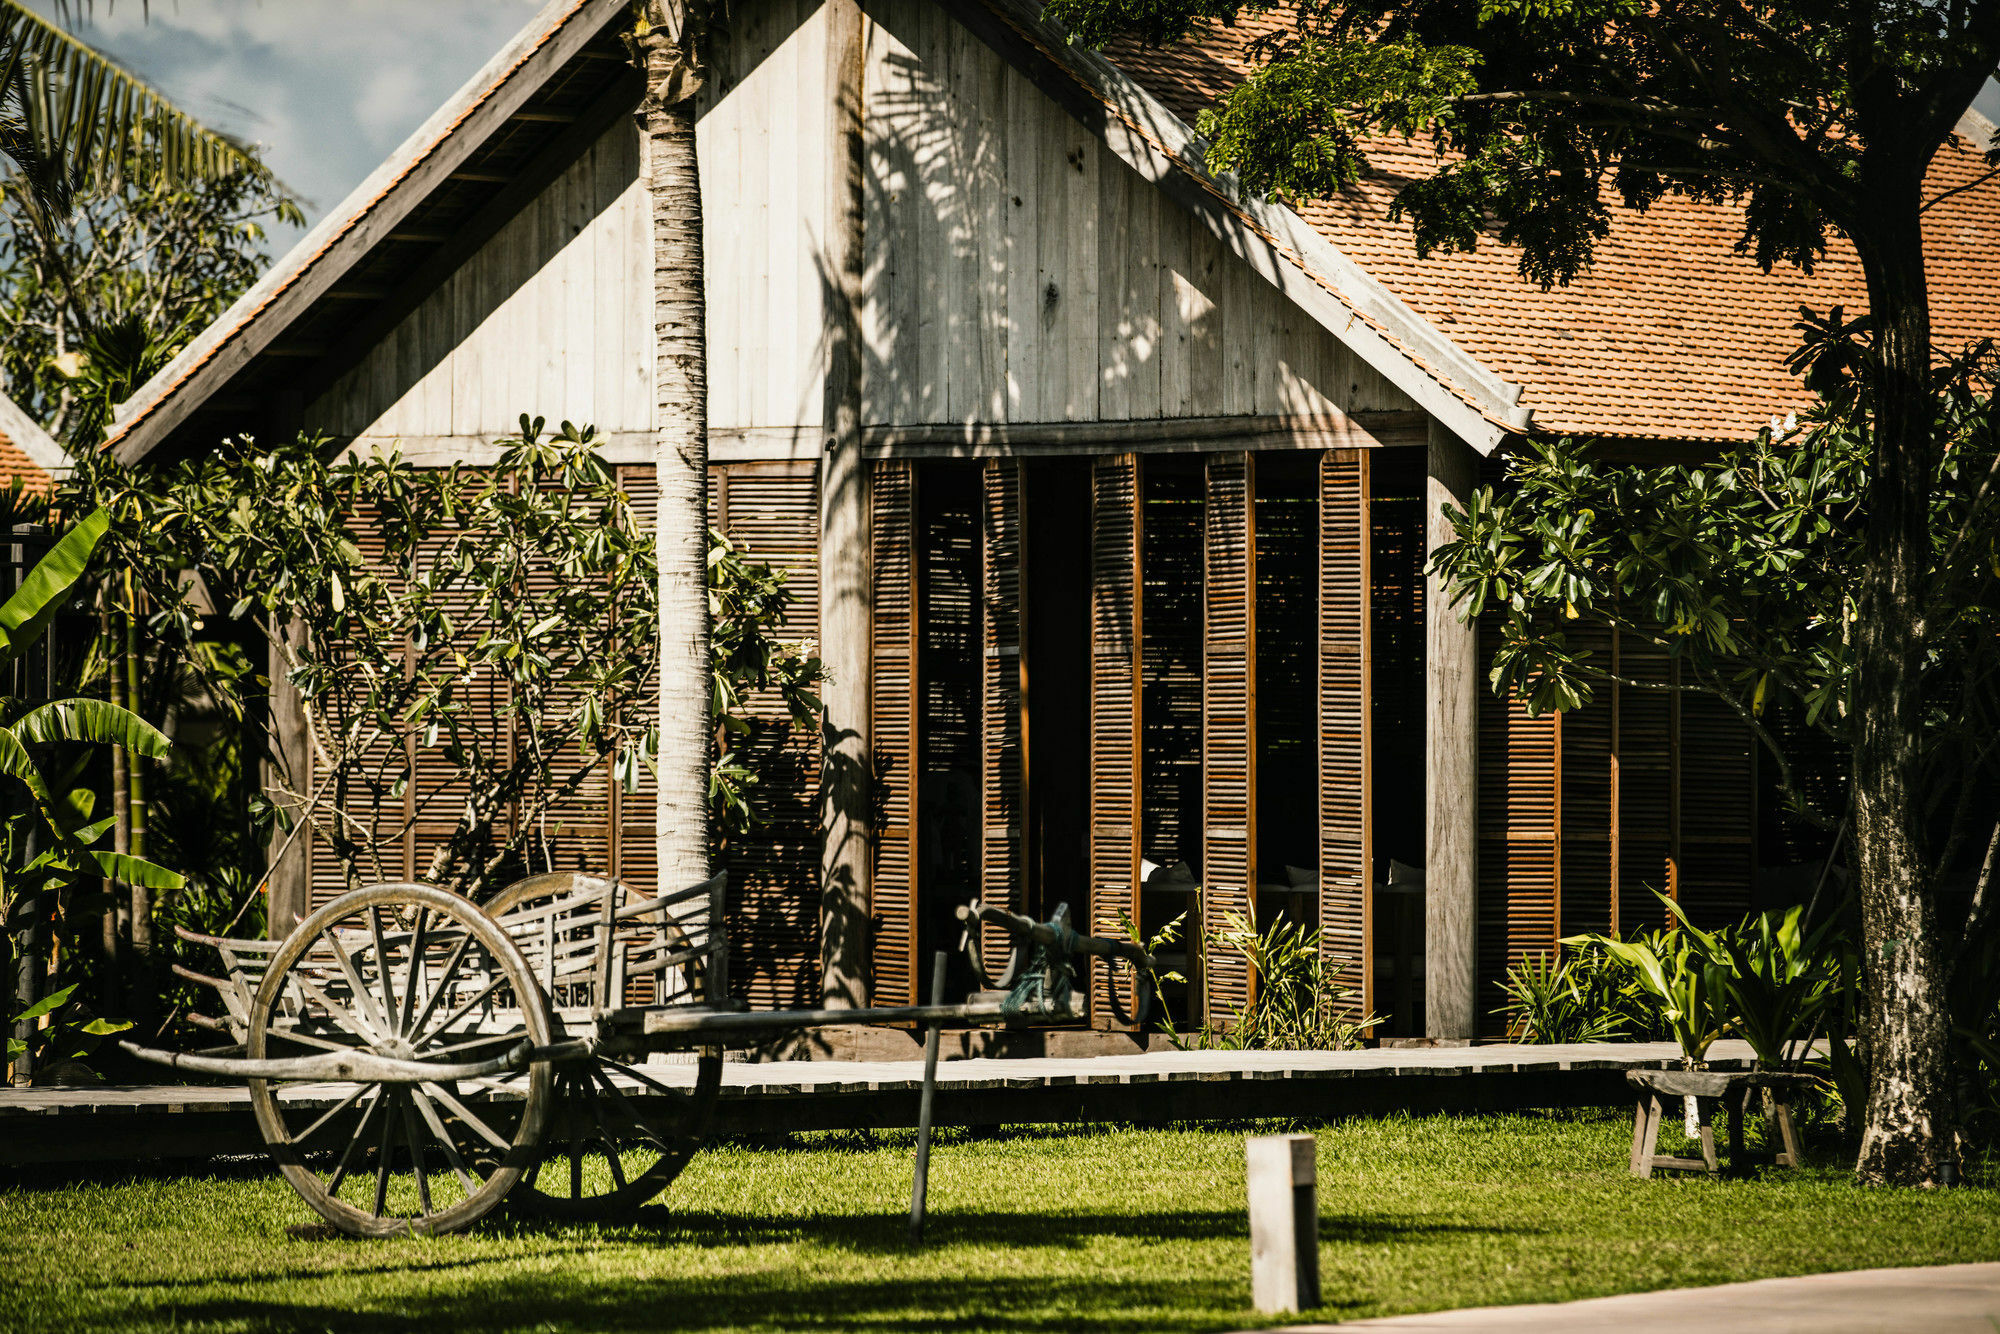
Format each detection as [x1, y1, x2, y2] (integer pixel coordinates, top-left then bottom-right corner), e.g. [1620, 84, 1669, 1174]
[645, 47, 712, 900]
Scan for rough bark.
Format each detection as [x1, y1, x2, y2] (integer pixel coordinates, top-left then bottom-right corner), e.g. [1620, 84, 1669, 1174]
[643, 13, 713, 898]
[1849, 176, 1954, 1187]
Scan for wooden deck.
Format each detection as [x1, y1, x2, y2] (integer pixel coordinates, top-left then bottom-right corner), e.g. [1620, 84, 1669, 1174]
[0, 1041, 1754, 1167]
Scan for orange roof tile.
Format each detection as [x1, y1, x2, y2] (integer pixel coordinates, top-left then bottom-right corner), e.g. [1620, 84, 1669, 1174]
[0, 430, 52, 494]
[1107, 18, 2000, 444]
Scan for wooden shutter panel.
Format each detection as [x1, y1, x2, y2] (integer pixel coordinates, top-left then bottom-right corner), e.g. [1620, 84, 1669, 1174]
[981, 461, 1025, 973]
[1558, 620, 1615, 940]
[1615, 624, 1677, 934]
[1674, 693, 1754, 929]
[1089, 454, 1142, 1029]
[710, 460, 823, 1009]
[871, 460, 920, 1007]
[1203, 453, 1256, 1020]
[1475, 613, 1559, 1036]
[1318, 450, 1371, 1016]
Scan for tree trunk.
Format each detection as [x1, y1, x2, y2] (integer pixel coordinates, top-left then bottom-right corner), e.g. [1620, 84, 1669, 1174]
[1850, 183, 1954, 1187]
[645, 53, 713, 898]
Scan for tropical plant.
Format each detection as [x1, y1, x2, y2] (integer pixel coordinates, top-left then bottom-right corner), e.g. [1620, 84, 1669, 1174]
[1664, 898, 1846, 1071]
[1569, 917, 1730, 1068]
[1497, 940, 1642, 1045]
[1202, 909, 1379, 1051]
[74, 418, 824, 905]
[1043, 0, 2000, 1187]
[0, 507, 179, 1080]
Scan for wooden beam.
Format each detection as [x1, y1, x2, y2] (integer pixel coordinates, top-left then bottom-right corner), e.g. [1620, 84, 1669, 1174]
[1425, 418, 1479, 1040]
[510, 110, 580, 123]
[819, 0, 870, 1010]
[448, 170, 512, 183]
[387, 229, 452, 244]
[863, 411, 1427, 458]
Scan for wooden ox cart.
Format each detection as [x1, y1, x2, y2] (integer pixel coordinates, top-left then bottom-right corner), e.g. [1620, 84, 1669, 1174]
[127, 873, 1153, 1236]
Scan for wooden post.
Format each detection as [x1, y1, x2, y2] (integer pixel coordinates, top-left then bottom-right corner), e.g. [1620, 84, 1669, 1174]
[1246, 1133, 1319, 1313]
[1424, 419, 1479, 1040]
[818, 0, 870, 1008]
[265, 619, 311, 937]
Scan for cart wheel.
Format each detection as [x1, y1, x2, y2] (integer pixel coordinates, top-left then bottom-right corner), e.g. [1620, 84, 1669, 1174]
[247, 884, 553, 1238]
[484, 872, 724, 1218]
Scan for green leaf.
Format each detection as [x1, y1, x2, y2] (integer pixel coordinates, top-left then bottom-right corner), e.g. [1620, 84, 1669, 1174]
[0, 509, 107, 665]
[13, 699, 171, 760]
[79, 1017, 133, 1036]
[88, 851, 184, 889]
[0, 726, 54, 806]
[10, 982, 77, 1025]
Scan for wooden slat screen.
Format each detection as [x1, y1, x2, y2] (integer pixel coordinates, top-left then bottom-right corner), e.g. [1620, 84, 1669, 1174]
[980, 460, 1025, 974]
[1475, 614, 1560, 1036]
[1558, 619, 1615, 940]
[1476, 611, 1759, 1034]
[1615, 625, 1677, 935]
[709, 460, 823, 1009]
[870, 459, 921, 1008]
[1318, 450, 1372, 1017]
[1203, 452, 1256, 1021]
[1089, 454, 1142, 1029]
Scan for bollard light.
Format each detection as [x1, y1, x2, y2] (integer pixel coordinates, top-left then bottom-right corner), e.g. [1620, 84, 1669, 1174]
[1246, 1132, 1320, 1313]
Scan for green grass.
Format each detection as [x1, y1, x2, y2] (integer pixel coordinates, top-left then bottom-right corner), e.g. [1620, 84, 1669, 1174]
[4, 1112, 2000, 1333]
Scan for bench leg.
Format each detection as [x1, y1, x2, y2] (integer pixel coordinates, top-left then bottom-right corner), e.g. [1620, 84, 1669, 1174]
[1726, 1086, 1747, 1171]
[1695, 1097, 1720, 1175]
[1771, 1097, 1802, 1168]
[1631, 1095, 1664, 1178]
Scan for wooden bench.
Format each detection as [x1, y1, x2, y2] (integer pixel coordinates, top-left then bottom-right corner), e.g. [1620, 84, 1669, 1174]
[1627, 1068, 1813, 1177]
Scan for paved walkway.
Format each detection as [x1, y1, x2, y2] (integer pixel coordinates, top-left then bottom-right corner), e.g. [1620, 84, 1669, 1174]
[1246, 1262, 2000, 1332]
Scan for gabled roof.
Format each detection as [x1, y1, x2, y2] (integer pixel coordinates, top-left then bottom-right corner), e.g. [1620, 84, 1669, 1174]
[105, 0, 638, 464]
[106, 0, 2000, 461]
[0, 394, 67, 490]
[1107, 13, 2000, 444]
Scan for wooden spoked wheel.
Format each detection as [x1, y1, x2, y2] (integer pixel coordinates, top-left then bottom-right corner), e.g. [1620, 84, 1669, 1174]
[247, 884, 553, 1237]
[483, 872, 724, 1219]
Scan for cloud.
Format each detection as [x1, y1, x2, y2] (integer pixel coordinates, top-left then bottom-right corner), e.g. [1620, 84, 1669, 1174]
[23, 0, 544, 242]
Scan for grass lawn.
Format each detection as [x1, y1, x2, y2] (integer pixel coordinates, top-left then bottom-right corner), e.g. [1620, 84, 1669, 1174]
[4, 1110, 2000, 1333]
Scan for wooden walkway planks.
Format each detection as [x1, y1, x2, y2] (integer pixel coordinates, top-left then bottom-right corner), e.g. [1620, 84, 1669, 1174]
[0, 1041, 1754, 1167]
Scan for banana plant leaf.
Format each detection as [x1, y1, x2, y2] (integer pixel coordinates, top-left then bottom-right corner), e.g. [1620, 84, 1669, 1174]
[0, 507, 106, 666]
[11, 697, 170, 759]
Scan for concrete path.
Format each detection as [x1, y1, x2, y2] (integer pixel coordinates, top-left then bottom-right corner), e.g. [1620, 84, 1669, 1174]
[1248, 1262, 2000, 1332]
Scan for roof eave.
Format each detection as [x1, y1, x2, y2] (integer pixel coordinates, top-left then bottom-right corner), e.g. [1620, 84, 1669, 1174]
[0, 394, 71, 477]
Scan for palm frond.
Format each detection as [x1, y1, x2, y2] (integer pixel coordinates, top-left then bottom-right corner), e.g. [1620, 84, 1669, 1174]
[0, 0, 271, 220]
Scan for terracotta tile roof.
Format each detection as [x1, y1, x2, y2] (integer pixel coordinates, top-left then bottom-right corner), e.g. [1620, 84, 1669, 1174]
[1106, 18, 2000, 444]
[0, 430, 52, 494]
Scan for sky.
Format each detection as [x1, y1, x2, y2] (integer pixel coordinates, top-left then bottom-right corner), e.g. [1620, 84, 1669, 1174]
[24, 0, 2000, 260]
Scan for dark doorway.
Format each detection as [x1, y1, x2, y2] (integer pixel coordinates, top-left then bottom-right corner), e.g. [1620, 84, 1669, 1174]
[1254, 452, 1321, 931]
[917, 464, 983, 1002]
[1023, 460, 1091, 930]
[1369, 446, 1427, 1036]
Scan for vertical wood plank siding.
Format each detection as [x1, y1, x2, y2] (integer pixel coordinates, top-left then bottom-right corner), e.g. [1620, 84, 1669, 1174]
[981, 461, 1026, 973]
[1318, 450, 1372, 1017]
[870, 460, 921, 1007]
[1202, 453, 1256, 1019]
[1089, 454, 1143, 1028]
[708, 461, 824, 1009]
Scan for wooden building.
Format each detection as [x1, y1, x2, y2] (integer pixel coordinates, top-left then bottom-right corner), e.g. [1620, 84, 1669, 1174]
[104, 0, 2000, 1040]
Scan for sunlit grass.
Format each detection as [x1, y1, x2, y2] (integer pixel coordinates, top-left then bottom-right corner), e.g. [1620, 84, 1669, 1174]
[5, 1111, 1999, 1332]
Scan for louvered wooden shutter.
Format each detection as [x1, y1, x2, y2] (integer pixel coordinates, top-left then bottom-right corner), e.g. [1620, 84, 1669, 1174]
[1615, 624, 1677, 935]
[1475, 613, 1560, 1036]
[981, 461, 1025, 974]
[871, 460, 920, 1007]
[1203, 453, 1256, 1020]
[1558, 619, 1615, 939]
[1674, 691, 1754, 929]
[709, 460, 823, 1008]
[618, 466, 663, 901]
[1089, 454, 1142, 1029]
[1318, 450, 1371, 1016]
